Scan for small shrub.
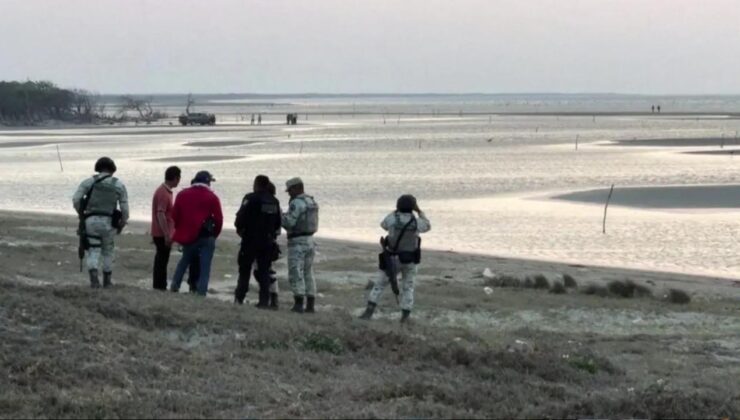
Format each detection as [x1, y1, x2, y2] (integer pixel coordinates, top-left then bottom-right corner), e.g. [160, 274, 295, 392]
[607, 280, 652, 298]
[501, 275, 521, 288]
[667, 289, 691, 304]
[581, 283, 609, 297]
[523, 277, 535, 288]
[569, 357, 598, 374]
[534, 274, 550, 289]
[632, 282, 653, 298]
[562, 274, 578, 288]
[483, 276, 503, 288]
[301, 333, 344, 355]
[549, 281, 567, 294]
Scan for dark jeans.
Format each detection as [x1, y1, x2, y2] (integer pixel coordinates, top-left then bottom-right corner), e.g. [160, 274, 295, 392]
[155, 237, 199, 292]
[152, 237, 171, 290]
[171, 237, 216, 296]
[235, 243, 274, 303]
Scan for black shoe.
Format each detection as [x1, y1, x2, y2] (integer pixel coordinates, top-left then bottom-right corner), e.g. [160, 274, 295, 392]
[234, 297, 243, 305]
[291, 296, 304, 313]
[89, 269, 100, 289]
[400, 310, 411, 324]
[269, 293, 279, 310]
[103, 272, 113, 288]
[359, 302, 376, 320]
[305, 296, 315, 313]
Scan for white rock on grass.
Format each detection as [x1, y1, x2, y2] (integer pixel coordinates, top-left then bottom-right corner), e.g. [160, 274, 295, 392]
[483, 267, 495, 279]
[483, 287, 494, 295]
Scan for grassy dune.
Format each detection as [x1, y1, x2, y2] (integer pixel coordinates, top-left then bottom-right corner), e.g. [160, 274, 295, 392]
[0, 211, 739, 418]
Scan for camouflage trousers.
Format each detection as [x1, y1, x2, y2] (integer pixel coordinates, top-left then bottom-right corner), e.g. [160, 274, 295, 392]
[287, 238, 316, 297]
[368, 262, 417, 311]
[85, 216, 116, 273]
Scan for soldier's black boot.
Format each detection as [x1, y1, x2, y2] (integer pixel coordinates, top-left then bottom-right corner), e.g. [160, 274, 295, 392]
[305, 296, 316, 313]
[400, 309, 411, 324]
[291, 295, 304, 313]
[269, 293, 279, 310]
[89, 269, 100, 289]
[255, 288, 270, 310]
[359, 302, 376, 320]
[103, 272, 113, 288]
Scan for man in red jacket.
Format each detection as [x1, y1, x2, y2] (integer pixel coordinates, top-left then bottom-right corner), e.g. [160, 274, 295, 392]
[169, 170, 223, 296]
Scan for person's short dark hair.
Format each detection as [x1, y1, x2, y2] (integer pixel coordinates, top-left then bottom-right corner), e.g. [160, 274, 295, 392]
[94, 157, 117, 174]
[192, 170, 215, 185]
[396, 194, 417, 213]
[165, 166, 181, 182]
[254, 175, 270, 191]
[267, 182, 276, 196]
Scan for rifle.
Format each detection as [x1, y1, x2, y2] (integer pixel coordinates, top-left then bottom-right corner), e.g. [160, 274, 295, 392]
[76, 175, 111, 271]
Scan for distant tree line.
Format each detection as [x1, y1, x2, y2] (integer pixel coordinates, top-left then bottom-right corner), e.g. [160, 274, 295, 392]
[0, 80, 167, 125]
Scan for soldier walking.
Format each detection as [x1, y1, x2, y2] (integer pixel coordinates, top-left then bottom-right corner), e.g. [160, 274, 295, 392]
[72, 157, 129, 288]
[360, 195, 430, 323]
[282, 177, 319, 313]
[234, 175, 282, 308]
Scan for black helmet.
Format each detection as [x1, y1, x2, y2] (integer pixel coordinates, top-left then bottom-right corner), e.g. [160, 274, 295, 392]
[396, 194, 417, 213]
[94, 157, 117, 174]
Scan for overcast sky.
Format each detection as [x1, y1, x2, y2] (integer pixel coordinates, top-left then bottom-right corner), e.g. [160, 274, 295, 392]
[1, 0, 739, 94]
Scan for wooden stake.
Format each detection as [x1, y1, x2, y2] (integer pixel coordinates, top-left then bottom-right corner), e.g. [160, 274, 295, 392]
[56, 144, 64, 172]
[603, 184, 615, 234]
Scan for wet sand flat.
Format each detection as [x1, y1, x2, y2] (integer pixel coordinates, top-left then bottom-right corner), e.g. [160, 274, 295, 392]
[610, 137, 740, 147]
[142, 155, 245, 163]
[553, 184, 740, 209]
[184, 140, 261, 147]
[684, 149, 740, 156]
[0, 141, 61, 148]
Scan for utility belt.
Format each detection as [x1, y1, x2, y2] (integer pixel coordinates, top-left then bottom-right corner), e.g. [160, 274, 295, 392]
[288, 232, 314, 240]
[83, 209, 124, 233]
[381, 248, 421, 265]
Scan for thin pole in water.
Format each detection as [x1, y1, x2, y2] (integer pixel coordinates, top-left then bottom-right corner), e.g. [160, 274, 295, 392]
[299, 140, 304, 155]
[603, 184, 615, 234]
[721, 133, 725, 149]
[56, 144, 64, 172]
[575, 134, 579, 151]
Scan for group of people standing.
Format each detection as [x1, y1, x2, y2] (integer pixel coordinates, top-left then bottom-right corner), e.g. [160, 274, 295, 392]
[73, 157, 430, 322]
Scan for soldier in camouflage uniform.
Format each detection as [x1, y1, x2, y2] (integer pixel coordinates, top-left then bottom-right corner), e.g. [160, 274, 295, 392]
[360, 194, 430, 323]
[72, 157, 129, 288]
[281, 177, 319, 314]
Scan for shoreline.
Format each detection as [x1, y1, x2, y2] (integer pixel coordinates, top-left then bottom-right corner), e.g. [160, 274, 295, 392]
[2, 209, 738, 293]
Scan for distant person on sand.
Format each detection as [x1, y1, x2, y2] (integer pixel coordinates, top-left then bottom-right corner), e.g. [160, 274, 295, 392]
[657, 105, 661, 113]
[234, 175, 282, 308]
[151, 166, 181, 291]
[360, 195, 431, 323]
[258, 114, 262, 125]
[72, 157, 129, 288]
[651, 105, 655, 113]
[282, 177, 319, 313]
[250, 114, 255, 125]
[170, 171, 223, 296]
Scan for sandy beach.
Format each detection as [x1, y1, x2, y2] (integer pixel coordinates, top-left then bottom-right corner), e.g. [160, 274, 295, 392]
[1, 210, 739, 417]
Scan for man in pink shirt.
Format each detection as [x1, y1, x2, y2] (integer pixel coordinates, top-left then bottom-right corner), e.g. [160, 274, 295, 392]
[151, 166, 181, 290]
[170, 170, 223, 296]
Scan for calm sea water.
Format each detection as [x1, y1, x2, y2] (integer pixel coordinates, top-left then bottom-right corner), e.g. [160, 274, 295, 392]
[2, 94, 740, 278]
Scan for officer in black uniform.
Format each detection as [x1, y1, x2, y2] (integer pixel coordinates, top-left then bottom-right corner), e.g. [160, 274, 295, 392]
[234, 175, 282, 308]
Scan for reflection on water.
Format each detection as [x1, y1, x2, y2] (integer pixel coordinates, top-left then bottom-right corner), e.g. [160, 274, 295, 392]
[2, 99, 740, 278]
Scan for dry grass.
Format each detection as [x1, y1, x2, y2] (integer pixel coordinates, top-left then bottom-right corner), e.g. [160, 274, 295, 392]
[2, 278, 737, 418]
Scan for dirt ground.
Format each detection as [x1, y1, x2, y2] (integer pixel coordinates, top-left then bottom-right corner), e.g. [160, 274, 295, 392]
[1, 210, 739, 418]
